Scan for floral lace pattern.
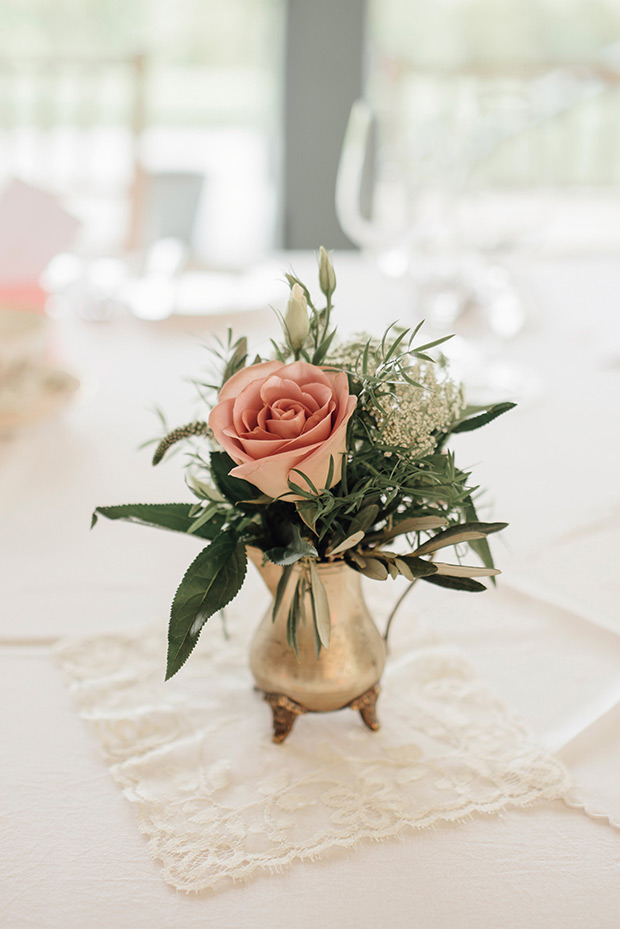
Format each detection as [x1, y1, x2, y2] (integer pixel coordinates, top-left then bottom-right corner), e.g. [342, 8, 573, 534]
[55, 613, 570, 894]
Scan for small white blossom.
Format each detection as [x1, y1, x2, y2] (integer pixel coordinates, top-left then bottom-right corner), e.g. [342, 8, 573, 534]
[318, 246, 336, 299]
[285, 283, 310, 350]
[330, 334, 464, 459]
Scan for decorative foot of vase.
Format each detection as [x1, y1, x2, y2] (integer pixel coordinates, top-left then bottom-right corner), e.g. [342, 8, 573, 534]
[262, 685, 381, 744]
[249, 557, 387, 741]
[349, 684, 381, 731]
[263, 693, 308, 743]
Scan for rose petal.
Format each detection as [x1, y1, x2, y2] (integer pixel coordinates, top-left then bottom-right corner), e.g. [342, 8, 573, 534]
[265, 408, 306, 439]
[230, 394, 356, 497]
[232, 377, 272, 435]
[237, 436, 290, 458]
[210, 359, 357, 498]
[276, 361, 334, 388]
[208, 399, 252, 462]
[218, 360, 283, 401]
[230, 446, 315, 498]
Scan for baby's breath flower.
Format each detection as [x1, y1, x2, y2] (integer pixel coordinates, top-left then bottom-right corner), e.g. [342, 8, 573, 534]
[329, 333, 464, 460]
[375, 362, 463, 458]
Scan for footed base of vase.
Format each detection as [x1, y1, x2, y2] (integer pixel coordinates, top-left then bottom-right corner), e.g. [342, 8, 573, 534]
[260, 685, 381, 743]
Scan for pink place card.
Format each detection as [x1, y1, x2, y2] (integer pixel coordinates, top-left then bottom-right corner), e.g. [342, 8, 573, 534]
[0, 179, 81, 293]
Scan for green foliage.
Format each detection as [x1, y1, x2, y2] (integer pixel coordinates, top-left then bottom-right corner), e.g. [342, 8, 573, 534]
[91, 503, 225, 541]
[450, 401, 517, 434]
[422, 574, 487, 593]
[152, 421, 210, 465]
[264, 522, 318, 566]
[309, 560, 330, 652]
[166, 532, 247, 680]
[96, 254, 514, 674]
[272, 564, 294, 623]
[210, 451, 261, 505]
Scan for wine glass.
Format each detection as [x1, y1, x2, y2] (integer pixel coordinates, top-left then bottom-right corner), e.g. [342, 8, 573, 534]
[335, 83, 555, 404]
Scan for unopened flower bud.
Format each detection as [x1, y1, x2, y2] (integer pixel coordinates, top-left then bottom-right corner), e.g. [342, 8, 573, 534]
[285, 283, 309, 349]
[318, 246, 336, 298]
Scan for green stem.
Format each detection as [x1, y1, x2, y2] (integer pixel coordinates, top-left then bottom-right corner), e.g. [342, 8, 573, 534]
[383, 578, 419, 649]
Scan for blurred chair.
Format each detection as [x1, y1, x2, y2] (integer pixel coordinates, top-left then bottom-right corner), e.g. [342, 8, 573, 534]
[0, 53, 147, 252]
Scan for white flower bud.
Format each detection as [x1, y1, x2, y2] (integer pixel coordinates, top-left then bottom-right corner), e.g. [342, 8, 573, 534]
[318, 246, 336, 298]
[285, 283, 309, 350]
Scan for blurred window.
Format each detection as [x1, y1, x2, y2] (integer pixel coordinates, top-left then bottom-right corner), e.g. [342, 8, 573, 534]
[367, 0, 620, 190]
[0, 0, 283, 264]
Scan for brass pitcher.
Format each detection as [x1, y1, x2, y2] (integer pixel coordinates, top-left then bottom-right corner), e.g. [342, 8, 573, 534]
[248, 549, 386, 742]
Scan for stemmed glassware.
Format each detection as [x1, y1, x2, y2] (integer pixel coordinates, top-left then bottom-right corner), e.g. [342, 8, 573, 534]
[335, 77, 557, 403]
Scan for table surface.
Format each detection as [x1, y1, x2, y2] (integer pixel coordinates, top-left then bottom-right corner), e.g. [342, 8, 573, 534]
[2, 252, 620, 928]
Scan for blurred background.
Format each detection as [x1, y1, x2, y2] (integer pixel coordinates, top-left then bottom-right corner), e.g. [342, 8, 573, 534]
[2, 0, 620, 410]
[3, 0, 620, 265]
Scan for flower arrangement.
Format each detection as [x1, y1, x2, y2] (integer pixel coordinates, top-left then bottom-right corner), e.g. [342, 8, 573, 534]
[93, 249, 514, 681]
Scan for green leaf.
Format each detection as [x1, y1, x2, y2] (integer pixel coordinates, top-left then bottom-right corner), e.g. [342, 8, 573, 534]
[324, 455, 335, 493]
[265, 522, 318, 565]
[413, 521, 508, 556]
[286, 578, 302, 657]
[91, 503, 225, 541]
[372, 515, 447, 543]
[187, 503, 221, 535]
[311, 327, 338, 365]
[463, 496, 496, 581]
[412, 333, 453, 353]
[166, 532, 247, 679]
[272, 563, 294, 622]
[451, 402, 517, 434]
[309, 561, 331, 648]
[329, 530, 365, 556]
[421, 574, 487, 592]
[221, 337, 247, 385]
[393, 554, 438, 578]
[355, 556, 389, 581]
[349, 504, 380, 534]
[185, 473, 225, 502]
[296, 500, 320, 532]
[210, 451, 262, 504]
[289, 467, 320, 496]
[393, 557, 415, 581]
[433, 562, 500, 578]
[383, 327, 409, 363]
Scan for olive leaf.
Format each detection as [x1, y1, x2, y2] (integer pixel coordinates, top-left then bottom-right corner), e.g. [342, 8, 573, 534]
[422, 574, 487, 593]
[309, 561, 331, 649]
[369, 515, 447, 543]
[413, 521, 508, 557]
[355, 556, 389, 581]
[272, 563, 294, 622]
[286, 577, 302, 656]
[433, 563, 501, 578]
[329, 530, 366, 556]
[265, 522, 318, 565]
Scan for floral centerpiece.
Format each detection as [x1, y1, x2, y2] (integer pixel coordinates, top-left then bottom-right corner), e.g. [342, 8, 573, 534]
[93, 249, 514, 739]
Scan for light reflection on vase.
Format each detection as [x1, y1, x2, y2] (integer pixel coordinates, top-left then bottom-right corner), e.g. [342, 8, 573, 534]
[248, 551, 386, 714]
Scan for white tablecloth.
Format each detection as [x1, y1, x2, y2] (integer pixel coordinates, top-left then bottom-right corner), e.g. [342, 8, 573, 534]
[2, 253, 620, 927]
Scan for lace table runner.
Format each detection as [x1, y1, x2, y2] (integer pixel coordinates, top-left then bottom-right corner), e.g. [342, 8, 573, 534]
[55, 614, 570, 894]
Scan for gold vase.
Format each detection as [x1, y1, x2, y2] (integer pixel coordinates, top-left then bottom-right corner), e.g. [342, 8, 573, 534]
[248, 549, 386, 742]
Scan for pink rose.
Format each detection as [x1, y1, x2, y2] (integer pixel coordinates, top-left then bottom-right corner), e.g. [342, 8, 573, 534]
[208, 360, 357, 498]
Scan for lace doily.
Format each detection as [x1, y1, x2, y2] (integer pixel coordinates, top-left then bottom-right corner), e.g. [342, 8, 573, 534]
[55, 604, 570, 894]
